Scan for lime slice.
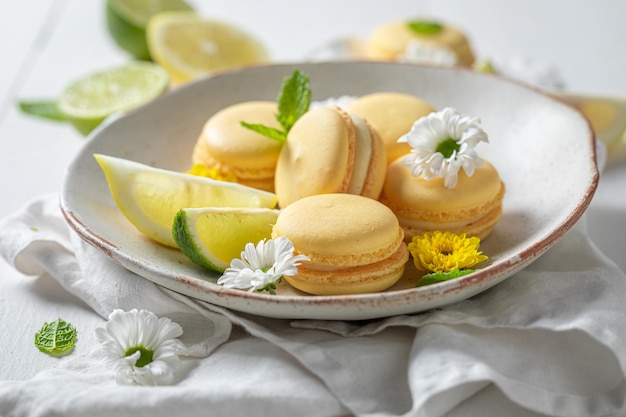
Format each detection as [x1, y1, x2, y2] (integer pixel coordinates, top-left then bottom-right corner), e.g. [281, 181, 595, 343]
[173, 207, 279, 272]
[94, 154, 278, 247]
[106, 0, 194, 60]
[147, 12, 270, 85]
[58, 62, 169, 136]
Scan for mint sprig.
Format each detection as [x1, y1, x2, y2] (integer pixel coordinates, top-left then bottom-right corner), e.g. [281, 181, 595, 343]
[34, 318, 77, 357]
[407, 20, 444, 36]
[18, 100, 66, 122]
[241, 68, 311, 142]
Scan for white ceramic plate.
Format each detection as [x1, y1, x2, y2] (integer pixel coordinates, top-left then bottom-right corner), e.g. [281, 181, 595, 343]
[60, 62, 598, 320]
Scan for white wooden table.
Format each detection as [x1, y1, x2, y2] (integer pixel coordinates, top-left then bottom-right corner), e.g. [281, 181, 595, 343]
[1, 1, 625, 415]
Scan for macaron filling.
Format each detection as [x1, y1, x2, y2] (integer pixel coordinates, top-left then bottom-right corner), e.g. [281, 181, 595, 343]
[346, 113, 373, 195]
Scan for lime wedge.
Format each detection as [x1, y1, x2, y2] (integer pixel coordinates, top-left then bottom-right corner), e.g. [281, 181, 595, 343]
[173, 207, 279, 272]
[94, 154, 278, 247]
[106, 0, 194, 60]
[58, 62, 169, 135]
[147, 12, 270, 85]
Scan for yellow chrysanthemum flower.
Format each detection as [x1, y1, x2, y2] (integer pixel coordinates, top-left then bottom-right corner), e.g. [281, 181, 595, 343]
[408, 231, 488, 273]
[185, 163, 237, 183]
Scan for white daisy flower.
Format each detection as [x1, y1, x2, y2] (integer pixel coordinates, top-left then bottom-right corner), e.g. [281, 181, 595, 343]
[218, 237, 310, 294]
[95, 309, 188, 386]
[399, 40, 458, 67]
[399, 107, 489, 188]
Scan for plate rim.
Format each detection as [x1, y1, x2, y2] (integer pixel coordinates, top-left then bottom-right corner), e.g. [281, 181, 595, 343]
[59, 61, 599, 320]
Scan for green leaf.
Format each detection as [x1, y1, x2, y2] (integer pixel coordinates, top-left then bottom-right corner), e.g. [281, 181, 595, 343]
[34, 318, 77, 357]
[240, 122, 287, 142]
[18, 100, 66, 122]
[276, 68, 311, 133]
[417, 269, 475, 287]
[240, 68, 311, 142]
[407, 20, 444, 36]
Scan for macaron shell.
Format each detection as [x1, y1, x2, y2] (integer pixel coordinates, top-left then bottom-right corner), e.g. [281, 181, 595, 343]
[196, 101, 283, 170]
[272, 193, 403, 266]
[380, 158, 505, 240]
[191, 138, 275, 191]
[284, 243, 409, 295]
[274, 107, 356, 207]
[366, 20, 475, 67]
[347, 92, 435, 164]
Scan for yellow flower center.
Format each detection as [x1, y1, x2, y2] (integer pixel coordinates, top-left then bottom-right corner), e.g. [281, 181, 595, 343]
[408, 231, 488, 273]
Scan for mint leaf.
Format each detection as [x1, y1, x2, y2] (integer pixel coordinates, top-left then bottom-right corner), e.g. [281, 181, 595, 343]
[18, 100, 66, 122]
[407, 20, 444, 36]
[34, 318, 77, 357]
[240, 122, 286, 142]
[240, 68, 311, 142]
[417, 269, 475, 287]
[276, 68, 311, 132]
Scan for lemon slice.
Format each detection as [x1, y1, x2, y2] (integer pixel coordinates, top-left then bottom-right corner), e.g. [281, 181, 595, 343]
[58, 62, 169, 135]
[555, 91, 626, 147]
[94, 154, 278, 247]
[173, 207, 279, 273]
[106, 0, 194, 60]
[147, 12, 270, 85]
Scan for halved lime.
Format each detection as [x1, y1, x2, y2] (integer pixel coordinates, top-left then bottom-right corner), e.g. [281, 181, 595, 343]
[58, 62, 169, 135]
[94, 154, 278, 247]
[106, 0, 194, 60]
[173, 207, 279, 273]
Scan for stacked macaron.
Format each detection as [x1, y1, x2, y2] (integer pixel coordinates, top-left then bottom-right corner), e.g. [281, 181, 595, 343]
[346, 92, 435, 165]
[365, 19, 475, 67]
[271, 193, 409, 295]
[381, 160, 505, 241]
[274, 106, 387, 208]
[379, 107, 505, 242]
[192, 101, 283, 192]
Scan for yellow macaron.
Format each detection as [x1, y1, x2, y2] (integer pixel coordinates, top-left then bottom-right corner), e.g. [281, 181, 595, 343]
[192, 101, 283, 191]
[380, 158, 505, 241]
[366, 19, 475, 67]
[272, 193, 409, 295]
[274, 106, 387, 208]
[346, 92, 435, 164]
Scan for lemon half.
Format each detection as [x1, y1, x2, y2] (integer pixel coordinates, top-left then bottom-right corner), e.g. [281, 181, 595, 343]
[147, 12, 270, 85]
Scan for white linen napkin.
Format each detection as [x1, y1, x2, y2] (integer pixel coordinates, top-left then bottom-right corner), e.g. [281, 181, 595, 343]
[1, 194, 626, 417]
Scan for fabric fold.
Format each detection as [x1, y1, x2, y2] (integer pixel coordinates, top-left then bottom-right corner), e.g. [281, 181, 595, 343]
[2, 194, 626, 417]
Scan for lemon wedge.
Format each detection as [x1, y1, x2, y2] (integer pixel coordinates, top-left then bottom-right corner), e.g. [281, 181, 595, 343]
[146, 12, 270, 85]
[94, 154, 278, 247]
[173, 207, 279, 273]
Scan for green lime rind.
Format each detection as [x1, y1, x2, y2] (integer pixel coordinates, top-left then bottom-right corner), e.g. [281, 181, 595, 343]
[106, 0, 195, 60]
[18, 100, 66, 122]
[106, 1, 151, 60]
[172, 209, 225, 273]
[34, 318, 77, 357]
[417, 269, 476, 287]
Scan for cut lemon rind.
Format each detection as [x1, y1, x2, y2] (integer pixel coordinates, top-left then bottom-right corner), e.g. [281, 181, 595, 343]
[173, 207, 279, 273]
[94, 154, 278, 247]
